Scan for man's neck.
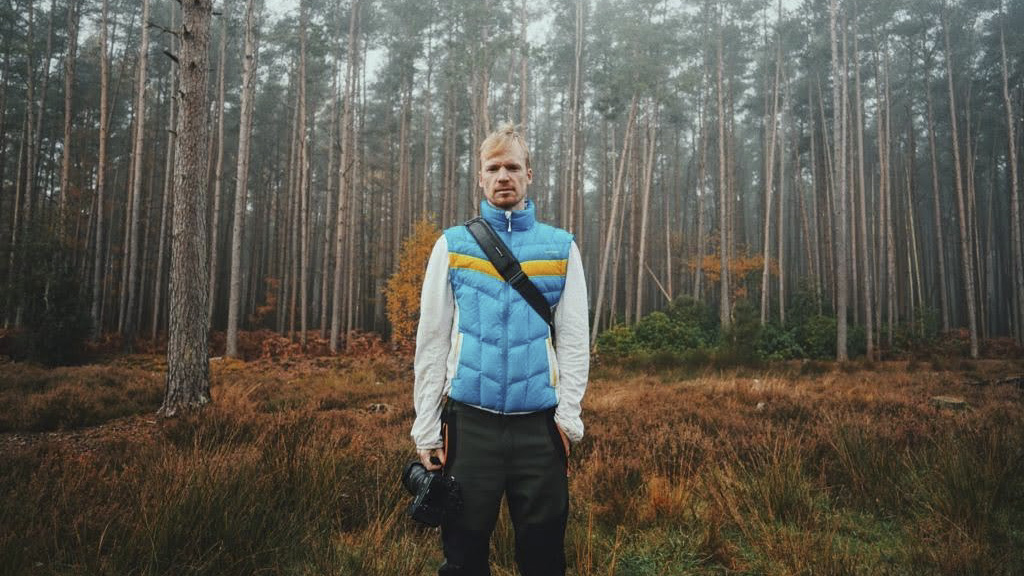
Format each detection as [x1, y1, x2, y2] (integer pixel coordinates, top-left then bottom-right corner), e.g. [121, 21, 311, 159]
[485, 200, 527, 211]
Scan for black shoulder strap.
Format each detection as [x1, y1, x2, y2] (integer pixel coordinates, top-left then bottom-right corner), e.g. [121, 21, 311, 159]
[465, 217, 556, 344]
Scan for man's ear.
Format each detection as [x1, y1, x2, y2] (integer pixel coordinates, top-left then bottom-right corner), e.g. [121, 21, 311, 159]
[526, 167, 533, 183]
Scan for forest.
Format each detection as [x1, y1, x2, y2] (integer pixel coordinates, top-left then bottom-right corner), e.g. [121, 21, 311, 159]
[0, 0, 1021, 366]
[1, 1, 1023, 574]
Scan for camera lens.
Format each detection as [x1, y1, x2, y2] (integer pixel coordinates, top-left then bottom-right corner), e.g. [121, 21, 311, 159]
[402, 461, 433, 496]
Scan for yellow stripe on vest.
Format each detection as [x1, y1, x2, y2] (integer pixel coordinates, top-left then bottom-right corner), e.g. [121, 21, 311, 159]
[449, 253, 567, 281]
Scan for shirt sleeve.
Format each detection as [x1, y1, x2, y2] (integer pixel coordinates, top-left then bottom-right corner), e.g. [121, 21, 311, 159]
[410, 235, 455, 451]
[553, 241, 590, 444]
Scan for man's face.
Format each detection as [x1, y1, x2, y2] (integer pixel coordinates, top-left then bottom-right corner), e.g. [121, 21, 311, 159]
[479, 146, 532, 211]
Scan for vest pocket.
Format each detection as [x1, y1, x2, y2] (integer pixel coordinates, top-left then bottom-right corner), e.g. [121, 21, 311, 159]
[545, 337, 558, 387]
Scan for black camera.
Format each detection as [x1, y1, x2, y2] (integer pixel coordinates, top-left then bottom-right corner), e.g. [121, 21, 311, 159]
[401, 461, 461, 527]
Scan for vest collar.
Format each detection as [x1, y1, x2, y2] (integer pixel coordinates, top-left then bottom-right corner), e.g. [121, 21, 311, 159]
[481, 199, 536, 232]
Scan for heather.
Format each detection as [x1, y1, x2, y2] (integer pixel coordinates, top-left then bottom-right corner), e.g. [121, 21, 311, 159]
[1, 349, 1021, 575]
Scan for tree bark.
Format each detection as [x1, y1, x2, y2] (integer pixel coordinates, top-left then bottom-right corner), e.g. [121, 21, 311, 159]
[1000, 11, 1023, 344]
[331, 0, 361, 353]
[635, 106, 657, 321]
[717, 13, 730, 330]
[590, 94, 638, 344]
[943, 15, 979, 358]
[160, 0, 213, 417]
[207, 15, 227, 327]
[853, 13, 873, 359]
[830, 0, 849, 361]
[92, 0, 111, 338]
[124, 0, 151, 348]
[58, 0, 79, 233]
[225, 0, 259, 358]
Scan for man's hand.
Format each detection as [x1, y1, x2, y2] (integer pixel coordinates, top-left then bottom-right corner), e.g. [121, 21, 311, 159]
[417, 448, 446, 471]
[555, 423, 570, 457]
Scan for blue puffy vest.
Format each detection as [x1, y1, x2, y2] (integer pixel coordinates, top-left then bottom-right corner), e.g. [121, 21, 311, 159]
[444, 200, 573, 414]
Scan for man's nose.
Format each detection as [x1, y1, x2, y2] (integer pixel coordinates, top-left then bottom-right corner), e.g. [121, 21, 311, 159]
[497, 168, 510, 181]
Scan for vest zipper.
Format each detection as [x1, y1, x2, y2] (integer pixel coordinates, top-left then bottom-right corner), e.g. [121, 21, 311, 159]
[505, 210, 512, 232]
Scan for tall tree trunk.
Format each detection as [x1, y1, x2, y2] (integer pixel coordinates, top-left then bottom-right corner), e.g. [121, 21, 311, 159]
[225, 0, 259, 358]
[92, 0, 111, 338]
[150, 3, 177, 342]
[778, 68, 789, 326]
[760, 36, 781, 325]
[124, 0, 151, 348]
[331, 0, 361, 353]
[830, 1, 849, 360]
[717, 14, 730, 330]
[320, 40, 340, 338]
[694, 80, 708, 300]
[590, 94, 638, 344]
[160, 0, 213, 417]
[298, 0, 310, 346]
[519, 0, 529, 130]
[207, 16, 227, 326]
[1001, 11, 1024, 344]
[853, 14, 873, 359]
[943, 15, 979, 358]
[635, 106, 657, 321]
[58, 0, 79, 234]
[925, 60, 950, 332]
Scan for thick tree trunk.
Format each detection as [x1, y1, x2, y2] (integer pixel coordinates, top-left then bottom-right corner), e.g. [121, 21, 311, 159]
[160, 0, 213, 417]
[225, 0, 259, 357]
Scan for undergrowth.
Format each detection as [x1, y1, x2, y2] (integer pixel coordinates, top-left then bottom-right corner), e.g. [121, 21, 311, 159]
[1, 356, 1022, 575]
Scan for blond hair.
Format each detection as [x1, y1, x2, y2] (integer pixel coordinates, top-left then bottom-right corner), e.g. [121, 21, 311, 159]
[479, 121, 531, 169]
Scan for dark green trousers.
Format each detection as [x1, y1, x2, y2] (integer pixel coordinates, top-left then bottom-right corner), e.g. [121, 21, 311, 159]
[439, 399, 569, 576]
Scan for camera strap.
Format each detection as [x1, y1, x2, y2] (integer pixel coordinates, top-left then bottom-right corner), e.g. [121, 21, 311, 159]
[464, 216, 556, 345]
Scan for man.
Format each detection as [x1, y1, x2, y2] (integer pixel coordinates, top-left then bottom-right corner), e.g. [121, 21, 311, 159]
[411, 122, 590, 575]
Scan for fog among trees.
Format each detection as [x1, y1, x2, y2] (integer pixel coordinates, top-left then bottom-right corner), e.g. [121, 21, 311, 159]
[2, 0, 1022, 362]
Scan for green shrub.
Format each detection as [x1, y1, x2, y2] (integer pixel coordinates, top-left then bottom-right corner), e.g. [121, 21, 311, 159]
[666, 296, 717, 342]
[719, 300, 761, 365]
[3, 230, 91, 366]
[634, 311, 706, 353]
[798, 314, 837, 359]
[757, 323, 805, 360]
[594, 324, 638, 359]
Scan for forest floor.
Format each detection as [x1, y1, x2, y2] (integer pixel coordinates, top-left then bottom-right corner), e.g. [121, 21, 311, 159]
[1, 347, 1023, 575]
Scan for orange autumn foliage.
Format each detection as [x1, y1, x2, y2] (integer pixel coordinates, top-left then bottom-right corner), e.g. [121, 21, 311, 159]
[692, 250, 777, 301]
[384, 218, 442, 349]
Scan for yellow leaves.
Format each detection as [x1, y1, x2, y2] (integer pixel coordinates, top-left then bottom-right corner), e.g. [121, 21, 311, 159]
[690, 248, 777, 302]
[383, 218, 442, 349]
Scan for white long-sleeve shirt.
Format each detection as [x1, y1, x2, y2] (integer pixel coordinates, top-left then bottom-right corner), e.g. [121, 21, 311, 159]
[411, 235, 591, 450]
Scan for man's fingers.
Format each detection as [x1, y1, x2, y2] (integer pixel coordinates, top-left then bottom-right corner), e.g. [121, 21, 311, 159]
[417, 448, 445, 470]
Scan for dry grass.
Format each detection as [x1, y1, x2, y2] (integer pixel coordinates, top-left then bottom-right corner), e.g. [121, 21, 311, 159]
[1, 354, 1022, 575]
